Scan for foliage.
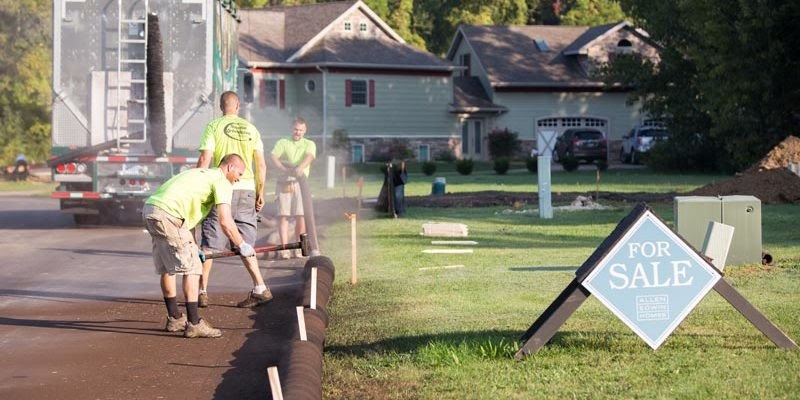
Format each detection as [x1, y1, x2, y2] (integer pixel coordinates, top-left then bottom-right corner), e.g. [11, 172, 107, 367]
[369, 139, 413, 162]
[525, 156, 538, 173]
[492, 157, 510, 174]
[560, 0, 626, 26]
[434, 149, 456, 162]
[421, 161, 437, 176]
[387, 0, 425, 48]
[331, 129, 350, 150]
[0, 0, 52, 165]
[607, 0, 800, 173]
[561, 156, 579, 171]
[455, 158, 474, 175]
[487, 127, 521, 160]
[594, 158, 608, 171]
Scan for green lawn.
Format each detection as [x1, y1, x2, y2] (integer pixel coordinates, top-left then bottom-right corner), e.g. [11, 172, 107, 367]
[316, 169, 799, 399]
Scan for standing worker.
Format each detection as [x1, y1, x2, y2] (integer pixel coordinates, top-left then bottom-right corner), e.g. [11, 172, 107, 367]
[271, 117, 316, 259]
[143, 154, 254, 338]
[196, 91, 271, 308]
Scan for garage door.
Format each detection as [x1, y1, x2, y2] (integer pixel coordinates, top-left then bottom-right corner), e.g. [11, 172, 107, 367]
[535, 117, 608, 154]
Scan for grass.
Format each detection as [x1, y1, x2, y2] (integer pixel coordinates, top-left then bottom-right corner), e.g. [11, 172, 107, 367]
[0, 179, 56, 196]
[315, 169, 800, 400]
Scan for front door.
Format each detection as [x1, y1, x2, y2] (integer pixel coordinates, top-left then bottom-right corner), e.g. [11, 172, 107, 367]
[461, 119, 484, 160]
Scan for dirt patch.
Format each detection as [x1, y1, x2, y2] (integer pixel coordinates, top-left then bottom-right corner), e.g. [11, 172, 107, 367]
[746, 135, 800, 172]
[403, 191, 676, 208]
[689, 135, 800, 204]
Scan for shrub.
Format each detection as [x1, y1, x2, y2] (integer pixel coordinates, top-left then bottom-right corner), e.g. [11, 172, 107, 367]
[493, 157, 510, 175]
[369, 139, 413, 162]
[434, 149, 456, 162]
[595, 159, 608, 171]
[421, 161, 437, 176]
[525, 156, 538, 173]
[561, 156, 579, 172]
[487, 128, 521, 160]
[456, 158, 474, 175]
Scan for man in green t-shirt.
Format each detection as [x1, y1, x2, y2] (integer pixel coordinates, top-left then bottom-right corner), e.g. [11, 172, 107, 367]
[196, 91, 270, 309]
[143, 154, 253, 338]
[271, 117, 316, 259]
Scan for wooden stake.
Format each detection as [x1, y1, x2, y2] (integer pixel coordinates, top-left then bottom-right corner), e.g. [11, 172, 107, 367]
[267, 366, 283, 400]
[346, 212, 358, 284]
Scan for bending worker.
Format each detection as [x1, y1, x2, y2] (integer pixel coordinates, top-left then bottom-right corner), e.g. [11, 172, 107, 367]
[142, 154, 254, 338]
[196, 91, 271, 309]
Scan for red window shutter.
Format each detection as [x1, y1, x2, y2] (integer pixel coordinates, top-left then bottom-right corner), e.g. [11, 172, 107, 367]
[279, 79, 286, 109]
[368, 79, 375, 108]
[259, 79, 267, 108]
[345, 79, 352, 107]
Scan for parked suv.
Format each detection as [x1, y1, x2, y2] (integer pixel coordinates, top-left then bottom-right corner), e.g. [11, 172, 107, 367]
[620, 126, 670, 164]
[553, 128, 607, 164]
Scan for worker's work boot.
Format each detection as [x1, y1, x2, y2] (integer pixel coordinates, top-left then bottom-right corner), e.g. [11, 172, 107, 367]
[165, 314, 187, 332]
[184, 319, 222, 338]
[198, 292, 209, 308]
[236, 289, 274, 308]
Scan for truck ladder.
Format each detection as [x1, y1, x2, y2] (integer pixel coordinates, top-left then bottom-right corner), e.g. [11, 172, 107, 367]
[115, 0, 149, 147]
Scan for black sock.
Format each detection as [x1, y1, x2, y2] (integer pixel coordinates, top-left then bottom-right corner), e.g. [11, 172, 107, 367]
[186, 302, 200, 325]
[164, 297, 181, 319]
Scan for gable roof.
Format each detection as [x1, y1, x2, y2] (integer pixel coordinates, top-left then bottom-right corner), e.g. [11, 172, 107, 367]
[447, 22, 650, 89]
[238, 0, 452, 71]
[451, 77, 507, 113]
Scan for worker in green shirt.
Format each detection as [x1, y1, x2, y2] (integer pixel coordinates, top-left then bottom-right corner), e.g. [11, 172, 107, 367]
[142, 154, 254, 338]
[271, 117, 316, 259]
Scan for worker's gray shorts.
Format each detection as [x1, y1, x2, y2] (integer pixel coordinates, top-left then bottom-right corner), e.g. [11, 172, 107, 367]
[142, 204, 201, 276]
[201, 189, 258, 252]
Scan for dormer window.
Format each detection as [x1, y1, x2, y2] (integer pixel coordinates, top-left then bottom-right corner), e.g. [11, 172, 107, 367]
[344, 22, 352, 31]
[534, 39, 550, 52]
[359, 22, 367, 32]
[616, 39, 633, 54]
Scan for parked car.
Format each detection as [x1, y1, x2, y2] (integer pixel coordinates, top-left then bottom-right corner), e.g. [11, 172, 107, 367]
[553, 128, 607, 164]
[620, 126, 670, 164]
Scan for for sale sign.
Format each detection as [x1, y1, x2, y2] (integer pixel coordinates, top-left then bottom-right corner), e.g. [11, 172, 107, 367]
[581, 210, 721, 349]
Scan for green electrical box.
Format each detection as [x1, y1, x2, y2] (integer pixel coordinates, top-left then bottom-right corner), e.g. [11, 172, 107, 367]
[674, 196, 762, 265]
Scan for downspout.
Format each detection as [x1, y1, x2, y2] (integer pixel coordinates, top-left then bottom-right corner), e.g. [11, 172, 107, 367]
[316, 65, 327, 154]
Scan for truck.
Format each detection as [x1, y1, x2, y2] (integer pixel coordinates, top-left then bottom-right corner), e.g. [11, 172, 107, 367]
[619, 124, 670, 164]
[49, 0, 241, 225]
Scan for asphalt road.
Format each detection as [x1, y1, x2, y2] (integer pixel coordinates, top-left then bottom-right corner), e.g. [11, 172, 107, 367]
[0, 196, 309, 399]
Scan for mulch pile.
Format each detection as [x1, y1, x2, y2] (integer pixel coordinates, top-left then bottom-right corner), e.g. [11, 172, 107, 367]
[689, 135, 800, 204]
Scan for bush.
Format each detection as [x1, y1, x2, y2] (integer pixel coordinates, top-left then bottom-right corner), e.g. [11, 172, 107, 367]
[561, 156, 579, 172]
[455, 158, 474, 175]
[525, 156, 538, 173]
[487, 128, 521, 160]
[493, 157, 510, 175]
[421, 161, 437, 176]
[595, 159, 608, 171]
[369, 139, 413, 162]
[434, 150, 456, 162]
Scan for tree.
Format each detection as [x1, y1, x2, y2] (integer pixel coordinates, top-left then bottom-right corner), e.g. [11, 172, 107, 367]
[606, 0, 800, 172]
[0, 0, 51, 165]
[560, 0, 626, 26]
[387, 0, 425, 48]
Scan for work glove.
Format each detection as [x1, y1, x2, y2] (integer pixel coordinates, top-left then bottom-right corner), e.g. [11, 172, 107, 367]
[198, 250, 206, 263]
[237, 242, 256, 257]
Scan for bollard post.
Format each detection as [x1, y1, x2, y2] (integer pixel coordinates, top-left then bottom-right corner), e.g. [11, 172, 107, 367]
[345, 212, 358, 284]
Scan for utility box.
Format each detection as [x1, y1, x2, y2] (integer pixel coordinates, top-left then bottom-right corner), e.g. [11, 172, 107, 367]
[674, 196, 762, 265]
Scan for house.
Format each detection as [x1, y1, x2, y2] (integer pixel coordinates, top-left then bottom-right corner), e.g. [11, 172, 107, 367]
[237, 0, 459, 162]
[446, 21, 661, 160]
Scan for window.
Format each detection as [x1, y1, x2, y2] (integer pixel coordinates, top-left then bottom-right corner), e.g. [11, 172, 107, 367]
[359, 22, 367, 32]
[534, 39, 550, 52]
[351, 80, 367, 105]
[260, 78, 285, 109]
[418, 145, 430, 162]
[616, 39, 633, 55]
[473, 120, 482, 154]
[461, 123, 469, 155]
[584, 118, 606, 127]
[459, 53, 471, 77]
[344, 22, 352, 31]
[305, 79, 316, 93]
[345, 79, 375, 107]
[537, 118, 558, 127]
[351, 144, 364, 163]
